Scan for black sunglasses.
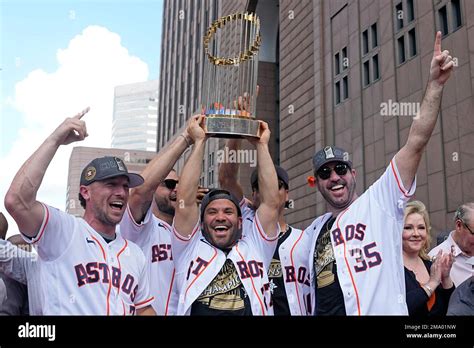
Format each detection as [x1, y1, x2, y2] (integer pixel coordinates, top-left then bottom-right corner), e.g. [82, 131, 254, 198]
[162, 179, 178, 190]
[253, 180, 287, 191]
[316, 163, 349, 180]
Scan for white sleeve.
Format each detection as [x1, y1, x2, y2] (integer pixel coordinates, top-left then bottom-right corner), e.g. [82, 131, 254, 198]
[120, 205, 153, 247]
[244, 211, 279, 269]
[366, 158, 416, 221]
[170, 219, 201, 269]
[21, 203, 75, 262]
[240, 197, 255, 222]
[0, 240, 36, 285]
[133, 251, 155, 310]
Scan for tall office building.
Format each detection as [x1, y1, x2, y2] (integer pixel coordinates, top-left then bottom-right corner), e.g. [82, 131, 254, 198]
[158, 0, 474, 242]
[112, 80, 159, 151]
[66, 146, 156, 217]
[158, 0, 279, 193]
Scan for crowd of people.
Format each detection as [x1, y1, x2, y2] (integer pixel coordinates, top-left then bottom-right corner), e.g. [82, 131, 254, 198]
[0, 32, 471, 316]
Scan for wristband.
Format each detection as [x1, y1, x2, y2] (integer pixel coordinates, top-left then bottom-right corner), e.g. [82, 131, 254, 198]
[180, 134, 191, 147]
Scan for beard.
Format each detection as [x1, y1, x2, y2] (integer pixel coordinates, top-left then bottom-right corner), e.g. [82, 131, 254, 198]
[319, 177, 356, 210]
[155, 196, 175, 216]
[202, 223, 242, 251]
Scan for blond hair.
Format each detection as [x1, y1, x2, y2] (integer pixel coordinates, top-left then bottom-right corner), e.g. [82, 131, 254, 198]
[404, 200, 432, 260]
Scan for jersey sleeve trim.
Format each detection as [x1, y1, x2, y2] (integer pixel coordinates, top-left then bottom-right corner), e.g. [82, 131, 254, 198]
[172, 220, 200, 242]
[254, 211, 279, 242]
[22, 202, 49, 244]
[126, 204, 145, 228]
[135, 296, 155, 309]
[390, 159, 415, 198]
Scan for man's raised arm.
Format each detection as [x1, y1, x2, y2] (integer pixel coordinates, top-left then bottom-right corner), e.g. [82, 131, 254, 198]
[396, 31, 454, 189]
[128, 119, 193, 223]
[249, 122, 279, 238]
[174, 115, 207, 237]
[4, 108, 90, 237]
[218, 139, 244, 201]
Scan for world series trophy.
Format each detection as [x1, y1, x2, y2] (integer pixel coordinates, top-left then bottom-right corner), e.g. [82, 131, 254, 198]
[202, 12, 261, 138]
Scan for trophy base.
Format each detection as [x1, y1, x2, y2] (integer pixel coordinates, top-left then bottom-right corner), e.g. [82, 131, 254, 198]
[205, 115, 260, 138]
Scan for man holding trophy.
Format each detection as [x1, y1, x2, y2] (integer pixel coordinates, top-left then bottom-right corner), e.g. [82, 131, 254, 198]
[170, 13, 285, 315]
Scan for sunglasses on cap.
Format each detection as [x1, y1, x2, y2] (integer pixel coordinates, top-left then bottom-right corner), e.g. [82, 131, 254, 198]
[316, 163, 350, 180]
[253, 180, 287, 191]
[161, 179, 178, 190]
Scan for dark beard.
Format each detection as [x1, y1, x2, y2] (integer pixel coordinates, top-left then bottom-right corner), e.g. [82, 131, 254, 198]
[155, 198, 175, 216]
[202, 223, 242, 250]
[320, 179, 356, 210]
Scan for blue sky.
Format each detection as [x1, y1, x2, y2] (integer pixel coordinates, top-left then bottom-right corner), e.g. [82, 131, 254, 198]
[0, 0, 164, 236]
[1, 0, 163, 156]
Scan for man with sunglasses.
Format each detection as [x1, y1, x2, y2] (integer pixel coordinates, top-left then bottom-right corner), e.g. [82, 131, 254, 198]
[172, 115, 280, 315]
[305, 31, 455, 315]
[120, 117, 208, 315]
[429, 203, 474, 287]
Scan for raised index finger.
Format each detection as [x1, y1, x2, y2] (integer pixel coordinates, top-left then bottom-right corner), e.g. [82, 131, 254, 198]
[74, 106, 90, 119]
[433, 31, 442, 56]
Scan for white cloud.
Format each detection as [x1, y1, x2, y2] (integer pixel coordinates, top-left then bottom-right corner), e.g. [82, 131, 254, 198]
[1, 25, 149, 238]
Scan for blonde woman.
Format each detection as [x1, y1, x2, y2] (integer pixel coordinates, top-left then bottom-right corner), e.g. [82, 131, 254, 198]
[403, 201, 455, 316]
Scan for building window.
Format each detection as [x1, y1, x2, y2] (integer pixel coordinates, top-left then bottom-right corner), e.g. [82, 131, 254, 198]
[335, 81, 341, 104]
[435, 0, 464, 37]
[361, 21, 380, 87]
[395, 2, 403, 30]
[408, 28, 417, 57]
[371, 23, 378, 49]
[342, 47, 348, 70]
[363, 61, 370, 87]
[362, 30, 369, 55]
[439, 6, 449, 36]
[335, 52, 340, 75]
[397, 36, 406, 64]
[372, 54, 380, 81]
[407, 0, 415, 22]
[334, 46, 349, 105]
[343, 76, 349, 99]
[452, 0, 462, 30]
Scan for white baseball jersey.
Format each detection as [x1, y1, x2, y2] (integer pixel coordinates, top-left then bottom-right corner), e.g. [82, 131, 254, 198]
[0, 240, 43, 315]
[21, 203, 154, 315]
[240, 200, 312, 315]
[120, 205, 177, 315]
[171, 212, 279, 315]
[305, 158, 415, 315]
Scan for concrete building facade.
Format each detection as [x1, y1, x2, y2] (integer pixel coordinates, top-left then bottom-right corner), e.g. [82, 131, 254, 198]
[112, 80, 159, 152]
[158, 0, 474, 244]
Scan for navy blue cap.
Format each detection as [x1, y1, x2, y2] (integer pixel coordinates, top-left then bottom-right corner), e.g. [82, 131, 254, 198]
[80, 156, 144, 188]
[312, 146, 352, 172]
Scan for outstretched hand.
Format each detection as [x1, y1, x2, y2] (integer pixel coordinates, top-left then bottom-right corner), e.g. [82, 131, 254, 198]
[50, 107, 90, 146]
[429, 31, 454, 87]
